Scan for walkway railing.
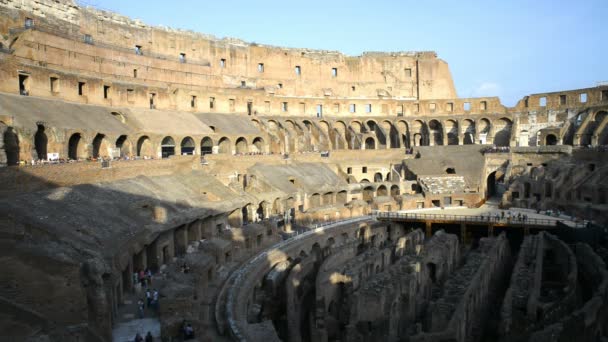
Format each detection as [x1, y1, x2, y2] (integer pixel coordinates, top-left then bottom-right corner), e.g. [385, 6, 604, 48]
[373, 210, 586, 228]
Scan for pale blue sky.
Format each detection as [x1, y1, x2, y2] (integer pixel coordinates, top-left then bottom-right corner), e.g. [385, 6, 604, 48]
[79, 0, 607, 106]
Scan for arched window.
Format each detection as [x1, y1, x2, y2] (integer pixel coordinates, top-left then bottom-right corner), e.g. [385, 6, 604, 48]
[180, 136, 195, 155]
[161, 136, 175, 158]
[201, 137, 213, 155]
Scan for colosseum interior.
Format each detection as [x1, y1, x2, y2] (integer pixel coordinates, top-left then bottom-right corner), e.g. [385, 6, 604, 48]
[1, 1, 607, 341]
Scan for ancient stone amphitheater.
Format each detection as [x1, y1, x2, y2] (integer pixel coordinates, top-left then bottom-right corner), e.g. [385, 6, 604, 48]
[1, 1, 607, 341]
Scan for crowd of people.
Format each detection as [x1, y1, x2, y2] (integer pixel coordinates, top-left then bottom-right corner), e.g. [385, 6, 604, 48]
[15, 155, 158, 167]
[481, 146, 510, 154]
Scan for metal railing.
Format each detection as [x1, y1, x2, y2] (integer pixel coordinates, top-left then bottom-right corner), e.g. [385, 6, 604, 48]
[372, 210, 585, 228]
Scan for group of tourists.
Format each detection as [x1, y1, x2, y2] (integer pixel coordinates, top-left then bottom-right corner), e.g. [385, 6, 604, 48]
[133, 331, 154, 342]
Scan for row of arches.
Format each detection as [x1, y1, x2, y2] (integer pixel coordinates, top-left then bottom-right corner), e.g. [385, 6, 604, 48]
[4, 123, 269, 162]
[257, 116, 514, 153]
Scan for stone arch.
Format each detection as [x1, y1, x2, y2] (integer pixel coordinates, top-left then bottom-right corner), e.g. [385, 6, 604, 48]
[367, 120, 386, 147]
[137, 135, 153, 157]
[412, 120, 428, 146]
[428, 119, 443, 146]
[381, 120, 399, 148]
[323, 192, 334, 205]
[201, 137, 213, 155]
[374, 172, 383, 182]
[445, 120, 458, 145]
[115, 135, 130, 157]
[336, 190, 347, 204]
[2, 124, 19, 165]
[478, 118, 491, 144]
[235, 137, 248, 154]
[272, 197, 282, 215]
[92, 133, 111, 158]
[545, 134, 558, 146]
[364, 137, 376, 150]
[377, 185, 388, 197]
[310, 193, 321, 208]
[390, 185, 400, 197]
[462, 119, 475, 145]
[363, 186, 374, 202]
[161, 136, 176, 158]
[591, 111, 608, 145]
[350, 120, 363, 133]
[218, 137, 231, 154]
[395, 120, 410, 148]
[68, 132, 84, 160]
[494, 118, 513, 147]
[180, 136, 195, 155]
[257, 201, 268, 220]
[252, 137, 264, 153]
[34, 124, 48, 160]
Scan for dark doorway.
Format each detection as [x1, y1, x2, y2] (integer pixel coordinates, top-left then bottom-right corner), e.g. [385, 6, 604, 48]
[34, 124, 48, 160]
[3, 126, 20, 165]
[487, 171, 497, 198]
[68, 133, 82, 160]
[545, 134, 557, 146]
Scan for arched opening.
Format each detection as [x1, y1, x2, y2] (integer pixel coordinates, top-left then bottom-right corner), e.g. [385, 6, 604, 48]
[374, 172, 383, 182]
[68, 133, 82, 160]
[137, 136, 153, 157]
[478, 118, 491, 144]
[180, 136, 195, 155]
[545, 134, 557, 146]
[446, 168, 456, 174]
[390, 185, 400, 197]
[252, 137, 264, 153]
[336, 191, 347, 204]
[115, 135, 128, 157]
[218, 137, 231, 154]
[377, 185, 388, 197]
[92, 133, 110, 159]
[3, 125, 19, 165]
[487, 171, 497, 198]
[235, 137, 248, 154]
[310, 193, 321, 208]
[396, 120, 410, 149]
[363, 186, 374, 203]
[257, 202, 266, 220]
[412, 120, 429, 146]
[323, 192, 334, 205]
[445, 120, 458, 145]
[201, 137, 213, 155]
[161, 136, 176, 158]
[428, 120, 443, 146]
[494, 118, 513, 147]
[364, 137, 375, 150]
[34, 124, 47, 160]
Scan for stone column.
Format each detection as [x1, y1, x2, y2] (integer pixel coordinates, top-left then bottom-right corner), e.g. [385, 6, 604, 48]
[460, 223, 467, 244]
[425, 221, 432, 238]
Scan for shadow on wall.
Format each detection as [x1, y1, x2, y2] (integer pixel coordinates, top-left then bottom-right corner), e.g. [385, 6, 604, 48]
[0, 165, 246, 341]
[1, 123, 20, 165]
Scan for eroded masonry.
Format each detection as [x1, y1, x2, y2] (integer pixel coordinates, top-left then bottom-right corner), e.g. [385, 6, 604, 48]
[0, 1, 607, 341]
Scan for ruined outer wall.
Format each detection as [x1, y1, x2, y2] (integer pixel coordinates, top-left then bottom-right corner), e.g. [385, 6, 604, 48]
[0, 0, 458, 112]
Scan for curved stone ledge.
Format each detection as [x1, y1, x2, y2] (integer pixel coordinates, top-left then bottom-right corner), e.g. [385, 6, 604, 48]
[218, 216, 374, 341]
